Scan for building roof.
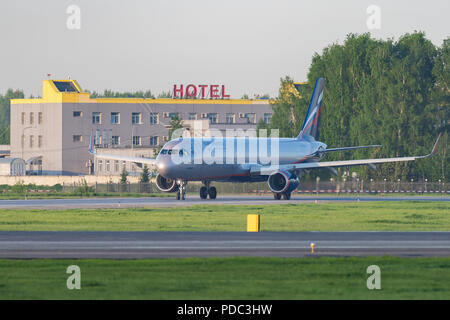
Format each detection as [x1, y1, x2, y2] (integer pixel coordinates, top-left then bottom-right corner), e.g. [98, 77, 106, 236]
[0, 158, 24, 164]
[11, 80, 270, 105]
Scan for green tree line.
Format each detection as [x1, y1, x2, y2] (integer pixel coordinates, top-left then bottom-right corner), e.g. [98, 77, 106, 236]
[0, 89, 24, 144]
[262, 32, 448, 181]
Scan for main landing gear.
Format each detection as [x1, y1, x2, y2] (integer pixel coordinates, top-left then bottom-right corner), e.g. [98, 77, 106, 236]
[200, 181, 217, 200]
[176, 180, 187, 200]
[273, 192, 291, 200]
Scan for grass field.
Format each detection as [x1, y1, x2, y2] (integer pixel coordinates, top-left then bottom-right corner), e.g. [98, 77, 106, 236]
[0, 192, 447, 200]
[0, 201, 448, 231]
[0, 257, 449, 299]
[0, 192, 173, 200]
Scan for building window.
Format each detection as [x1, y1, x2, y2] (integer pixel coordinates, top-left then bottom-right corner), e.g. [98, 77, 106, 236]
[21, 112, 25, 125]
[38, 112, 43, 124]
[30, 112, 34, 125]
[132, 112, 141, 124]
[264, 113, 272, 124]
[73, 135, 82, 142]
[73, 111, 82, 117]
[29, 135, 34, 148]
[106, 160, 110, 172]
[98, 160, 103, 172]
[92, 112, 101, 124]
[114, 160, 119, 172]
[111, 112, 120, 124]
[94, 129, 102, 145]
[149, 136, 158, 146]
[150, 113, 159, 125]
[133, 136, 141, 146]
[112, 136, 120, 146]
[189, 113, 197, 120]
[226, 113, 235, 124]
[244, 113, 255, 124]
[38, 135, 43, 148]
[168, 112, 179, 120]
[207, 113, 218, 124]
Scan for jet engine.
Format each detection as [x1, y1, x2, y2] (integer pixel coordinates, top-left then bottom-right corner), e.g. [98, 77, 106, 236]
[155, 173, 179, 193]
[267, 170, 299, 194]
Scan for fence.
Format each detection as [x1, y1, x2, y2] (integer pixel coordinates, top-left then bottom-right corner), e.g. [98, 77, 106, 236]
[58, 180, 449, 195]
[250, 180, 449, 195]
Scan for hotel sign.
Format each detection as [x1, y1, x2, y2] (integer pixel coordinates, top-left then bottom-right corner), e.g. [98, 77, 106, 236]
[173, 84, 230, 99]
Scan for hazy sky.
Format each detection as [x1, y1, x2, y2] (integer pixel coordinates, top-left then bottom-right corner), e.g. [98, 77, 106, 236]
[0, 0, 448, 98]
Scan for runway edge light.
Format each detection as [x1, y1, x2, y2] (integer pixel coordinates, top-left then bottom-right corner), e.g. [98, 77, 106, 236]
[247, 214, 260, 232]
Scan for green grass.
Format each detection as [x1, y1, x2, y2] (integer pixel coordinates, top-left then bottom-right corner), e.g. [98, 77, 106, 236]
[0, 202, 448, 231]
[0, 192, 446, 200]
[0, 257, 449, 299]
[0, 192, 173, 200]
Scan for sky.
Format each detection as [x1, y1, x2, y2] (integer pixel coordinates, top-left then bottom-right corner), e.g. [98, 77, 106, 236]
[0, 0, 448, 98]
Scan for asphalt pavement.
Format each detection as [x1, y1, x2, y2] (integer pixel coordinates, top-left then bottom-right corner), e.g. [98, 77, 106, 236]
[1, 231, 449, 258]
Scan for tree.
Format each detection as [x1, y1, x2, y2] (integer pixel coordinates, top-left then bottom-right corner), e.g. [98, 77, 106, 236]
[0, 89, 25, 144]
[153, 144, 163, 157]
[87, 89, 155, 99]
[140, 164, 150, 183]
[256, 118, 270, 137]
[157, 91, 173, 98]
[120, 166, 128, 184]
[168, 114, 183, 140]
[267, 32, 449, 181]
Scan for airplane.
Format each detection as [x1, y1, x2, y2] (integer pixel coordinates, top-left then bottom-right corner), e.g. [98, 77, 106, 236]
[89, 78, 442, 201]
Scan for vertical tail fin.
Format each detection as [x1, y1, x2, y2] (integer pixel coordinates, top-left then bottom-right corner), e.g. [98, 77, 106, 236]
[297, 77, 324, 140]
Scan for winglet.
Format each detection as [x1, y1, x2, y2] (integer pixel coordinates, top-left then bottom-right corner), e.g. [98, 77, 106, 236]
[88, 129, 96, 155]
[430, 132, 443, 156]
[418, 132, 443, 159]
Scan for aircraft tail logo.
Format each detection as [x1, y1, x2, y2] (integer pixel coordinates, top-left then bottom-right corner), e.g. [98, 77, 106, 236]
[298, 77, 324, 140]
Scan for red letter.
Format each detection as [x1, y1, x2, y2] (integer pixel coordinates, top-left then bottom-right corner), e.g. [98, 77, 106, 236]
[210, 85, 220, 98]
[221, 85, 230, 99]
[198, 85, 208, 99]
[185, 84, 197, 98]
[173, 84, 183, 98]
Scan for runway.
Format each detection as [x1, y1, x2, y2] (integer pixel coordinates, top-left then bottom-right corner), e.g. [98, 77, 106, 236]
[1, 231, 449, 258]
[0, 195, 448, 209]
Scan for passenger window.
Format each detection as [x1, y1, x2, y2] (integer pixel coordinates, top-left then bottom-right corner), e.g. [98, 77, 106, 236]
[168, 150, 172, 155]
[179, 150, 183, 156]
[161, 149, 167, 155]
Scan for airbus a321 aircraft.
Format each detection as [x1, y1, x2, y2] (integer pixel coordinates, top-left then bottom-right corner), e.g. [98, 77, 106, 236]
[89, 78, 442, 200]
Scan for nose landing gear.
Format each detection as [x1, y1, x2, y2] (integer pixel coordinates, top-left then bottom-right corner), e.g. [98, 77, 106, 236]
[200, 181, 217, 200]
[176, 180, 187, 200]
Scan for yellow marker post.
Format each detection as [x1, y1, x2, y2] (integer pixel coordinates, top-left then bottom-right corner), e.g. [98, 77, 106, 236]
[247, 214, 260, 232]
[310, 242, 315, 254]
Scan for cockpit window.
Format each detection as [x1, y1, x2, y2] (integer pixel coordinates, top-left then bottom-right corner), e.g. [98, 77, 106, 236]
[160, 148, 185, 156]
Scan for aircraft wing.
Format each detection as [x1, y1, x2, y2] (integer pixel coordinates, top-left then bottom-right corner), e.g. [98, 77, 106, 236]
[88, 132, 157, 166]
[90, 152, 157, 165]
[318, 144, 381, 153]
[254, 133, 442, 176]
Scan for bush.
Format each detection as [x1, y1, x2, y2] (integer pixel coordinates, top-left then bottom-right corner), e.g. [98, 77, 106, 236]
[75, 179, 94, 196]
[11, 180, 26, 194]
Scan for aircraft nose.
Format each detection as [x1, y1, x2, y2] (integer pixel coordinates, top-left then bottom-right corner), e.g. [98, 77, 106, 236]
[156, 157, 173, 177]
